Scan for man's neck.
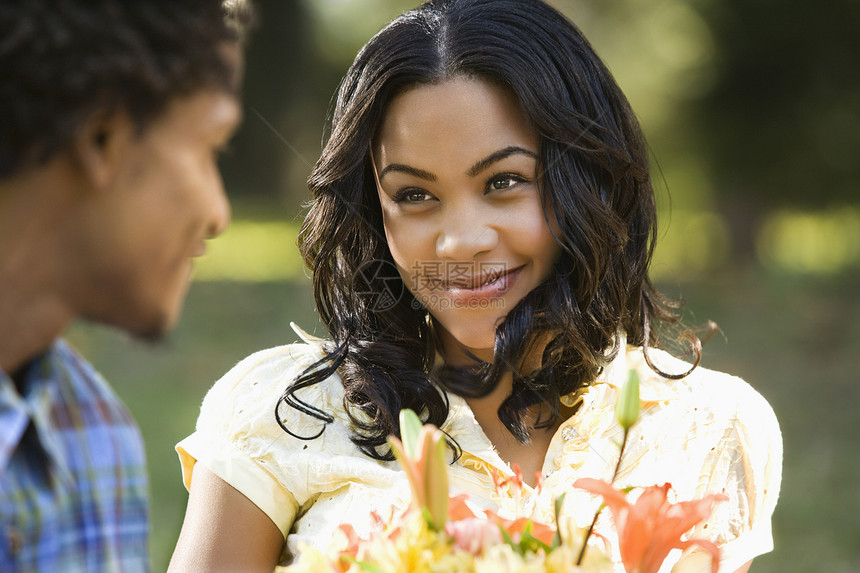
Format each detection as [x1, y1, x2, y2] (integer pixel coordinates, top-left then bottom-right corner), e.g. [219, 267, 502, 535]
[0, 274, 71, 379]
[0, 173, 76, 377]
[0, 200, 74, 378]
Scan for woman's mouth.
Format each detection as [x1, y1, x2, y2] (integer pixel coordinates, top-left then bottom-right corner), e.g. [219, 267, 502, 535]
[443, 265, 524, 301]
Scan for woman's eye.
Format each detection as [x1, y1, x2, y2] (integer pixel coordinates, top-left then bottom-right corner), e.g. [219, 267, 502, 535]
[393, 189, 432, 203]
[488, 174, 525, 192]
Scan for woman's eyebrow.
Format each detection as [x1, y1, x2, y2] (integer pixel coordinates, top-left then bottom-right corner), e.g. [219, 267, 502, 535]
[466, 146, 538, 177]
[378, 164, 436, 181]
[377, 146, 537, 181]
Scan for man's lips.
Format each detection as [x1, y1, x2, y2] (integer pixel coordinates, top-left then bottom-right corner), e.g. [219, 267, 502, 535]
[191, 241, 208, 258]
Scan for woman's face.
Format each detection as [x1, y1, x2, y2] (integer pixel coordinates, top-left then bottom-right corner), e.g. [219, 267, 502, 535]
[372, 77, 562, 362]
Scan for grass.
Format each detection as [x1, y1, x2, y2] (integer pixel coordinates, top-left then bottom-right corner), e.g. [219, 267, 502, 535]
[65, 268, 860, 572]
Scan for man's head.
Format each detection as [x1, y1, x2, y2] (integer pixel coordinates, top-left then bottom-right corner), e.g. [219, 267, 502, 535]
[0, 0, 252, 344]
[0, 0, 252, 177]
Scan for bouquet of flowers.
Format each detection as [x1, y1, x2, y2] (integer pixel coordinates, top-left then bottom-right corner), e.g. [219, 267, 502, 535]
[280, 371, 727, 573]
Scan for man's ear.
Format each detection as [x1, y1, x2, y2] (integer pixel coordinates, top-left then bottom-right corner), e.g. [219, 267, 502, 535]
[70, 111, 134, 191]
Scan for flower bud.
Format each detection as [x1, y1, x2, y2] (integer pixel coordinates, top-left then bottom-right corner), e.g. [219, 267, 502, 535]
[616, 369, 641, 430]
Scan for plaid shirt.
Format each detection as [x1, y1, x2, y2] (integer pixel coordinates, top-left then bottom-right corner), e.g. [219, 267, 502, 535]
[0, 340, 149, 572]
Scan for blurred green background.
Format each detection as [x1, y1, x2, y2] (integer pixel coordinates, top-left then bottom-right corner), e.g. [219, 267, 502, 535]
[66, 0, 860, 570]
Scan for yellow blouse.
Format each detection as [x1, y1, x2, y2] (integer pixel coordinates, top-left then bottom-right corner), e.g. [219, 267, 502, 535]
[177, 328, 781, 572]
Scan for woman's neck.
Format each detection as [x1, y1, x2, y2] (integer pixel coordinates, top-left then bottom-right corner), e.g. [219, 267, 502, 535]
[437, 324, 576, 486]
[463, 373, 560, 487]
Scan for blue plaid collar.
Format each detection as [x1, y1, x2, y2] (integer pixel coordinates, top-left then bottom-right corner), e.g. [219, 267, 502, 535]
[0, 366, 30, 472]
[0, 342, 72, 484]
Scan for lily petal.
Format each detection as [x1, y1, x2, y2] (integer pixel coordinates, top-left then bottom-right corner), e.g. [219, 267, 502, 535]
[573, 477, 631, 512]
[421, 425, 450, 530]
[389, 434, 425, 509]
[674, 538, 722, 573]
[574, 479, 728, 573]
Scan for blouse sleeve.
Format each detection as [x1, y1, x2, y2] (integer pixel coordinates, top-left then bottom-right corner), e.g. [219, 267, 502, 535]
[176, 343, 329, 538]
[674, 374, 783, 573]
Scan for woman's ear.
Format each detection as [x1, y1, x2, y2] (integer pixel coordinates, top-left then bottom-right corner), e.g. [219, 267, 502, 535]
[70, 111, 134, 191]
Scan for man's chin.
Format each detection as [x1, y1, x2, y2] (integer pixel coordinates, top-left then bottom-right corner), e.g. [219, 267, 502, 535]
[81, 304, 179, 343]
[131, 325, 171, 345]
[117, 309, 177, 344]
[134, 309, 180, 343]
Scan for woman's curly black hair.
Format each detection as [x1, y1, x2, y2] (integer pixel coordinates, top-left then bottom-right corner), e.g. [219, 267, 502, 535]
[0, 0, 254, 178]
[279, 0, 699, 459]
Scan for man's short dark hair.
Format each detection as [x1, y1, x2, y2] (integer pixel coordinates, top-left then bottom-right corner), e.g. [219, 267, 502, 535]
[0, 0, 254, 178]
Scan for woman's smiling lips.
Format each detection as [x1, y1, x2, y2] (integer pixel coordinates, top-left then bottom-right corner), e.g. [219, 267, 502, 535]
[436, 265, 525, 303]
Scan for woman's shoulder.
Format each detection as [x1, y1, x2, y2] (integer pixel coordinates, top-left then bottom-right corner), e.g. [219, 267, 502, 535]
[185, 327, 374, 471]
[584, 344, 782, 484]
[617, 344, 778, 425]
[192, 326, 352, 445]
[620, 346, 783, 565]
[203, 325, 340, 402]
[178, 330, 397, 535]
[609, 344, 782, 501]
[202, 342, 335, 405]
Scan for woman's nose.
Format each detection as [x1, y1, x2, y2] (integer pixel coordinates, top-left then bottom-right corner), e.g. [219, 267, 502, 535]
[435, 206, 499, 260]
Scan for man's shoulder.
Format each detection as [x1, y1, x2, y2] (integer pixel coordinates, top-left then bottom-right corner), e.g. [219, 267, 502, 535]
[50, 338, 140, 429]
[52, 339, 115, 392]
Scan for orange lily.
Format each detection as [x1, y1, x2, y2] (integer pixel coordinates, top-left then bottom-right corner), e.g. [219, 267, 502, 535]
[447, 492, 478, 521]
[574, 478, 728, 573]
[334, 524, 362, 572]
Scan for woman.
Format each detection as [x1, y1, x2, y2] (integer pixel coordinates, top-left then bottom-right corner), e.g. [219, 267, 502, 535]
[169, 1, 781, 571]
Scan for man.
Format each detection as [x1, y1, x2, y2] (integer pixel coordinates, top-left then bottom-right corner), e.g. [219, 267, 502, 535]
[0, 1, 252, 570]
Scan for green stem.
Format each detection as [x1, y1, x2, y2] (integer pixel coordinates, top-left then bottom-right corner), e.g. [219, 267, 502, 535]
[575, 427, 629, 566]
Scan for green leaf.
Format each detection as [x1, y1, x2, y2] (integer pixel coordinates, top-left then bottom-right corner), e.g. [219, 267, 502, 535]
[499, 522, 552, 556]
[341, 556, 388, 573]
[552, 493, 566, 548]
[519, 523, 551, 554]
[500, 526, 517, 551]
